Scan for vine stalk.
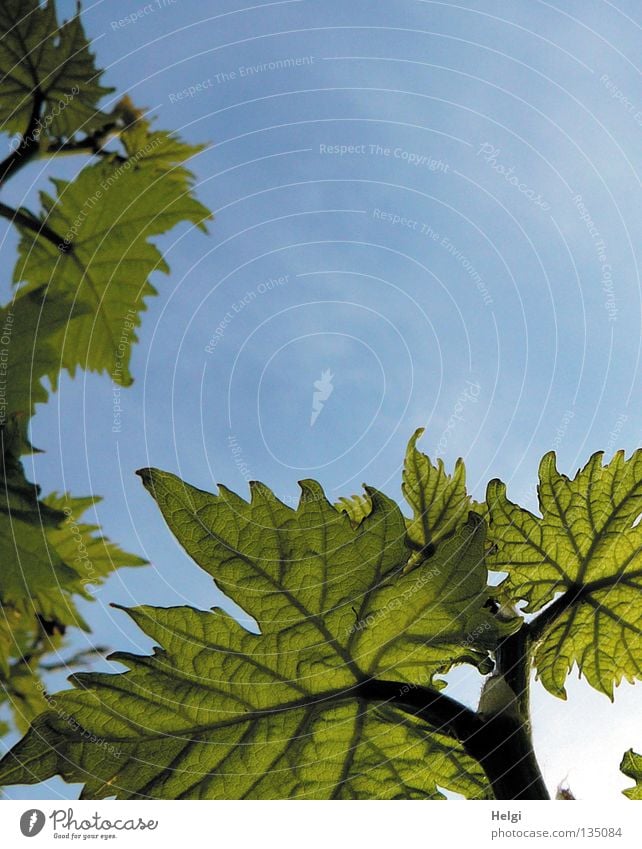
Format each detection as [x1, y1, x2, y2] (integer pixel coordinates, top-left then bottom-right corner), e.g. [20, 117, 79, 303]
[357, 594, 577, 801]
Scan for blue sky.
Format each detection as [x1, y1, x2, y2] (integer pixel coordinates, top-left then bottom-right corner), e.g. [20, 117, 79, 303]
[1, 0, 641, 799]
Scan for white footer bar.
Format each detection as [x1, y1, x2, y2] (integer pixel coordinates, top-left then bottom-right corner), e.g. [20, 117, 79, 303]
[0, 800, 639, 848]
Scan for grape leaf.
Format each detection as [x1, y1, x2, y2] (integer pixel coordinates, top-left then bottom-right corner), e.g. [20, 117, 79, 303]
[0, 0, 112, 138]
[0, 287, 88, 421]
[0, 426, 146, 730]
[120, 111, 207, 175]
[43, 492, 147, 585]
[13, 135, 211, 386]
[353, 514, 500, 681]
[0, 426, 85, 729]
[0, 3, 207, 745]
[335, 492, 372, 526]
[402, 428, 475, 570]
[136, 470, 500, 683]
[0, 472, 500, 798]
[0, 601, 35, 678]
[486, 451, 642, 698]
[0, 422, 145, 633]
[0, 423, 86, 631]
[0, 657, 49, 734]
[621, 749, 642, 799]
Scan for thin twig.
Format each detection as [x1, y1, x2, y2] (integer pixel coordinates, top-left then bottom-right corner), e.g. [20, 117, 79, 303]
[0, 201, 71, 253]
[0, 90, 45, 187]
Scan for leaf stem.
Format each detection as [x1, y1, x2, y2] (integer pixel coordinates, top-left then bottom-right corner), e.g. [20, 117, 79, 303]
[0, 90, 45, 187]
[0, 201, 71, 253]
[42, 132, 124, 162]
[463, 707, 550, 800]
[496, 626, 532, 734]
[0, 89, 71, 252]
[360, 677, 550, 799]
[358, 677, 480, 739]
[527, 572, 639, 645]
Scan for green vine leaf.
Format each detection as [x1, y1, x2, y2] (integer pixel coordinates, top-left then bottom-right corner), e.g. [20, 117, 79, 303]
[120, 109, 208, 175]
[487, 451, 642, 699]
[0, 3, 209, 744]
[0, 610, 43, 733]
[0, 0, 113, 138]
[136, 470, 501, 684]
[621, 749, 642, 799]
[0, 601, 38, 679]
[0, 424, 146, 641]
[402, 428, 475, 571]
[0, 287, 88, 421]
[0, 472, 500, 799]
[0, 424, 146, 730]
[13, 145, 211, 385]
[335, 492, 372, 526]
[0, 423, 85, 631]
[0, 659, 49, 735]
[43, 492, 147, 584]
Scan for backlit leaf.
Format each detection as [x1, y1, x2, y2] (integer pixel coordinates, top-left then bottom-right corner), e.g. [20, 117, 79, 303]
[0, 287, 87, 421]
[0, 472, 500, 798]
[43, 492, 147, 585]
[335, 492, 372, 526]
[402, 428, 474, 570]
[621, 749, 642, 800]
[486, 451, 642, 698]
[0, 427, 146, 731]
[13, 146, 211, 384]
[0, 0, 112, 138]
